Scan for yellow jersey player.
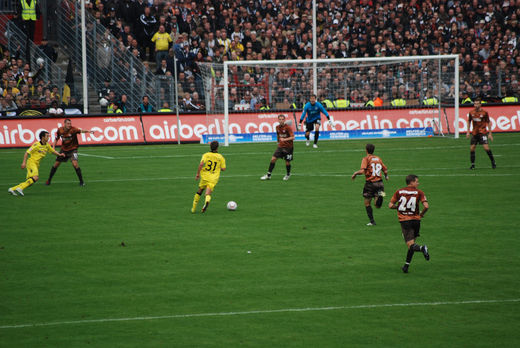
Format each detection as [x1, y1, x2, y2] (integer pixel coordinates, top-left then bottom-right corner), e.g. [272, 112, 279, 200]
[8, 131, 65, 196]
[192, 140, 226, 213]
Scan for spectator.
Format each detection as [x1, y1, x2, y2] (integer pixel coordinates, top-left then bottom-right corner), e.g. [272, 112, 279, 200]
[47, 100, 64, 116]
[38, 38, 58, 63]
[152, 24, 173, 66]
[138, 6, 157, 62]
[138, 95, 154, 112]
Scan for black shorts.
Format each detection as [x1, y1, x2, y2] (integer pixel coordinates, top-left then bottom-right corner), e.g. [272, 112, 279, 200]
[305, 119, 321, 132]
[363, 180, 384, 198]
[273, 147, 293, 161]
[57, 149, 79, 162]
[400, 220, 421, 242]
[470, 134, 489, 145]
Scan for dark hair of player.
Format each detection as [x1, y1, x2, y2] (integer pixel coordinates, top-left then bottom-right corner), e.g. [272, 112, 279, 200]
[39, 130, 49, 140]
[474, 96, 482, 102]
[210, 140, 219, 152]
[278, 114, 285, 119]
[311, 94, 317, 98]
[406, 174, 419, 185]
[64, 118, 71, 123]
[366, 143, 375, 154]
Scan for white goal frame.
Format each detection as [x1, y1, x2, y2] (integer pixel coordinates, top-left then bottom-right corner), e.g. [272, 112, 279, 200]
[221, 55, 460, 146]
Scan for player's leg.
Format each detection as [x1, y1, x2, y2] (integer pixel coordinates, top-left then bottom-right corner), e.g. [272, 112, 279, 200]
[469, 141, 477, 169]
[261, 155, 278, 180]
[305, 122, 312, 146]
[402, 221, 428, 273]
[283, 149, 293, 180]
[12, 162, 39, 196]
[201, 186, 214, 213]
[70, 151, 85, 185]
[46, 160, 62, 185]
[482, 143, 496, 168]
[363, 182, 376, 225]
[191, 186, 204, 213]
[375, 182, 385, 208]
[313, 122, 321, 148]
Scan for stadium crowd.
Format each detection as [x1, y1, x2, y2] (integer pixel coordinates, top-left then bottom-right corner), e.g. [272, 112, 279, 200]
[3, 0, 520, 115]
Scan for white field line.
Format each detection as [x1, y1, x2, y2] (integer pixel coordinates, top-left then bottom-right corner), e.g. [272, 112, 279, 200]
[83, 142, 520, 160]
[1, 171, 519, 186]
[80, 153, 115, 159]
[1, 298, 518, 330]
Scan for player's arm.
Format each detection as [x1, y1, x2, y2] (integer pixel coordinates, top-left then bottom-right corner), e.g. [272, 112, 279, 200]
[318, 102, 334, 128]
[79, 128, 94, 134]
[486, 114, 493, 141]
[419, 201, 429, 217]
[195, 160, 204, 179]
[351, 169, 364, 180]
[299, 104, 308, 124]
[21, 151, 29, 169]
[466, 114, 471, 138]
[389, 197, 398, 209]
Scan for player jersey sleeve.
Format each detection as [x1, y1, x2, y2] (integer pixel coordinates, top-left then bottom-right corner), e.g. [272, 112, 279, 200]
[390, 190, 399, 204]
[360, 156, 368, 170]
[220, 155, 226, 170]
[26, 141, 38, 154]
[419, 190, 427, 203]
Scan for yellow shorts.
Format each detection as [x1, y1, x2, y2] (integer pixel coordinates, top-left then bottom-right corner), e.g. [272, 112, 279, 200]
[26, 160, 39, 179]
[199, 178, 217, 191]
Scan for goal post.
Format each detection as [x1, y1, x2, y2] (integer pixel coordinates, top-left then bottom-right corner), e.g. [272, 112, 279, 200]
[198, 55, 460, 146]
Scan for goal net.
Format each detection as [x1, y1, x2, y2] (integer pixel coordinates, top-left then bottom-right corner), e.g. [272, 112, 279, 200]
[198, 55, 459, 145]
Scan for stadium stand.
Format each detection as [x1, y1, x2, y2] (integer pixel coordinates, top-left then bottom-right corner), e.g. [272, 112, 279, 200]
[2, 0, 520, 115]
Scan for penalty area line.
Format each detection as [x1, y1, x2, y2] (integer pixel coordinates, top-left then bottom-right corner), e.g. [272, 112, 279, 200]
[0, 298, 519, 329]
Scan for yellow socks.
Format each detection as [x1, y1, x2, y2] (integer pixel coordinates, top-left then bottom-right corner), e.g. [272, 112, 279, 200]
[191, 193, 201, 213]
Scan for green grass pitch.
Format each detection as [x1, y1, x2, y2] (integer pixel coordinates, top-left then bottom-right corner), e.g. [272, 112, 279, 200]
[0, 134, 519, 347]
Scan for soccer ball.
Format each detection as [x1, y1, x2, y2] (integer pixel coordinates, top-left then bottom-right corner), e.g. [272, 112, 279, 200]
[227, 201, 237, 211]
[36, 57, 45, 66]
[99, 98, 108, 106]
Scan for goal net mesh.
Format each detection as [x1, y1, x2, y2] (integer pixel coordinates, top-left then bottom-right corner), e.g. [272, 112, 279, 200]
[198, 57, 457, 115]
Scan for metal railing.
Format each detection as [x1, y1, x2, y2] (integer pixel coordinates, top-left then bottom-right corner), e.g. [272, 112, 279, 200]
[3, 18, 65, 98]
[56, 0, 174, 112]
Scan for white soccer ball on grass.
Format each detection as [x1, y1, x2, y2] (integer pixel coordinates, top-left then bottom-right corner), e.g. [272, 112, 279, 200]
[227, 201, 237, 211]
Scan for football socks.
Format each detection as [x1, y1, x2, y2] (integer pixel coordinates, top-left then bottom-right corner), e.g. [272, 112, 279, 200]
[75, 167, 84, 184]
[192, 193, 201, 212]
[18, 177, 35, 190]
[268, 162, 275, 173]
[470, 151, 475, 165]
[314, 130, 319, 143]
[486, 150, 495, 165]
[365, 206, 374, 223]
[286, 164, 291, 175]
[47, 166, 58, 183]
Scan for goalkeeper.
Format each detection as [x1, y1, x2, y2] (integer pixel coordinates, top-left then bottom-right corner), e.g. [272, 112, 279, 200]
[299, 94, 334, 148]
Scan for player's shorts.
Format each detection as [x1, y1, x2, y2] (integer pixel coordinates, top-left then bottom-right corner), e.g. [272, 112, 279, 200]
[199, 178, 217, 191]
[305, 119, 321, 132]
[26, 159, 39, 179]
[57, 149, 79, 162]
[362, 180, 384, 198]
[470, 134, 489, 145]
[273, 147, 294, 161]
[400, 220, 421, 242]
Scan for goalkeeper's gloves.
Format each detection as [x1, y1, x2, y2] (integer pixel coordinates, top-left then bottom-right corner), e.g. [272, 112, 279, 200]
[328, 119, 333, 127]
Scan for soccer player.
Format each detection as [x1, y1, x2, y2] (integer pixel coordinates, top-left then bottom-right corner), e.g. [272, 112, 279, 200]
[299, 94, 334, 148]
[260, 114, 295, 181]
[8, 131, 65, 196]
[46, 118, 94, 186]
[192, 140, 226, 213]
[351, 143, 388, 226]
[389, 174, 430, 273]
[466, 97, 496, 169]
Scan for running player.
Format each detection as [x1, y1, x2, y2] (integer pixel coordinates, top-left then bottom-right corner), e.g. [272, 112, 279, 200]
[351, 143, 388, 226]
[46, 118, 94, 186]
[8, 131, 65, 196]
[389, 174, 430, 273]
[467, 97, 496, 169]
[299, 94, 334, 148]
[192, 140, 226, 213]
[260, 114, 295, 181]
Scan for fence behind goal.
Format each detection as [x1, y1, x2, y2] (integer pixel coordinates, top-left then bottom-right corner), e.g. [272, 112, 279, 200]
[198, 55, 460, 144]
